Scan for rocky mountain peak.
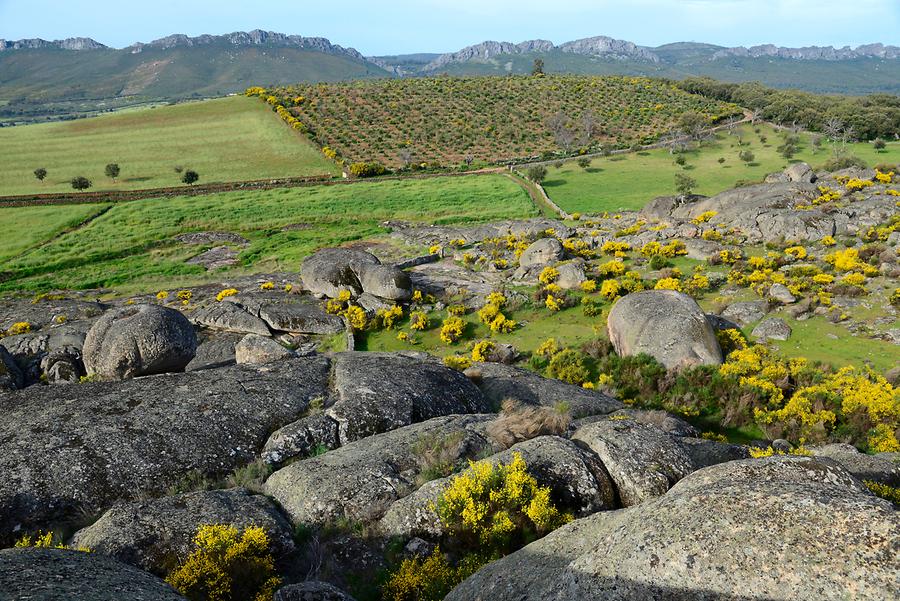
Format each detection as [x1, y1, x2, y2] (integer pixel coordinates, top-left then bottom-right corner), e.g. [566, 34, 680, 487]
[125, 30, 365, 61]
[0, 37, 107, 51]
[713, 43, 900, 60]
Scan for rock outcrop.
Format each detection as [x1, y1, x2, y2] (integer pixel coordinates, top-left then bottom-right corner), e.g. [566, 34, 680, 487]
[82, 305, 197, 380]
[448, 456, 899, 601]
[607, 290, 723, 368]
[0, 548, 187, 600]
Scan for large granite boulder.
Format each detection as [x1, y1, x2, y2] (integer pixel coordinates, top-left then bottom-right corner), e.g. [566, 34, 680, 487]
[275, 582, 358, 601]
[721, 300, 769, 326]
[70, 488, 294, 575]
[518, 237, 564, 269]
[572, 417, 695, 507]
[300, 248, 381, 298]
[0, 548, 187, 600]
[809, 443, 900, 487]
[471, 362, 623, 418]
[264, 415, 494, 527]
[82, 305, 197, 380]
[447, 456, 899, 601]
[39, 345, 85, 384]
[326, 352, 489, 444]
[785, 162, 816, 183]
[189, 301, 271, 335]
[356, 263, 412, 302]
[230, 295, 344, 335]
[607, 290, 723, 369]
[0, 357, 330, 543]
[262, 414, 341, 465]
[752, 317, 792, 341]
[184, 332, 242, 371]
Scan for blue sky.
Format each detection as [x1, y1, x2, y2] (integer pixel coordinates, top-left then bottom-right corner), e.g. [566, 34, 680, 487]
[1, 0, 898, 55]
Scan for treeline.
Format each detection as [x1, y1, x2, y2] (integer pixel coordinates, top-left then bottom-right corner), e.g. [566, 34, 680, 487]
[678, 78, 900, 140]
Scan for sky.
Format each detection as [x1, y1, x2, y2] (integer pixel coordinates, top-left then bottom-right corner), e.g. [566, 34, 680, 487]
[1, 0, 899, 56]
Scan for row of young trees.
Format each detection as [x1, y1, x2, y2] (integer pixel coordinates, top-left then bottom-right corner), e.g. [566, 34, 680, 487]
[30, 164, 199, 191]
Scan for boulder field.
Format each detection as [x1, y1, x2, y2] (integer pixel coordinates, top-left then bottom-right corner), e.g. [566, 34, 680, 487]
[0, 167, 897, 599]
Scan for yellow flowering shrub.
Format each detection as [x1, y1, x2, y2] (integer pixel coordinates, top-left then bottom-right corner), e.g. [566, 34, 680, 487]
[178, 290, 193, 305]
[489, 314, 516, 333]
[844, 178, 874, 191]
[156, 290, 169, 301]
[447, 304, 467, 316]
[429, 244, 442, 255]
[477, 302, 500, 325]
[410, 311, 429, 331]
[411, 289, 423, 303]
[383, 548, 483, 601]
[443, 355, 472, 371]
[654, 278, 682, 291]
[580, 279, 597, 293]
[600, 241, 631, 255]
[600, 279, 621, 301]
[440, 317, 466, 343]
[821, 235, 837, 246]
[825, 248, 865, 272]
[715, 328, 748, 355]
[864, 480, 900, 504]
[748, 445, 811, 458]
[15, 531, 90, 552]
[5, 321, 31, 336]
[640, 240, 686, 258]
[891, 289, 900, 308]
[536, 338, 559, 358]
[784, 246, 807, 260]
[486, 291, 507, 307]
[259, 281, 275, 291]
[597, 260, 625, 278]
[396, 331, 409, 342]
[166, 524, 280, 601]
[692, 211, 718, 225]
[472, 340, 494, 363]
[538, 267, 560, 285]
[377, 305, 404, 329]
[343, 305, 367, 331]
[718, 249, 743, 264]
[841, 272, 867, 287]
[812, 273, 835, 285]
[702, 229, 723, 241]
[545, 295, 562, 311]
[215, 289, 238, 302]
[435, 453, 571, 552]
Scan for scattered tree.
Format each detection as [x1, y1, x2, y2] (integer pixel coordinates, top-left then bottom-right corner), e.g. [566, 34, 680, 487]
[531, 58, 545, 76]
[678, 111, 707, 141]
[181, 170, 199, 185]
[526, 165, 548, 183]
[718, 157, 726, 164]
[463, 154, 475, 168]
[577, 157, 591, 170]
[674, 155, 687, 167]
[547, 112, 576, 153]
[104, 163, 120, 181]
[739, 150, 755, 164]
[873, 138, 887, 151]
[398, 148, 414, 169]
[33, 168, 47, 183]
[675, 173, 697, 199]
[173, 165, 184, 174]
[70, 176, 92, 191]
[578, 111, 596, 148]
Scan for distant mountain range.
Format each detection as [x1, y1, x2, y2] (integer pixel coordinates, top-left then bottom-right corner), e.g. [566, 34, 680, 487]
[1, 30, 898, 124]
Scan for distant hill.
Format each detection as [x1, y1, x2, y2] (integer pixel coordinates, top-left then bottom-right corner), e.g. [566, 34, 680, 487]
[0, 30, 389, 123]
[1, 30, 898, 124]
[379, 37, 900, 95]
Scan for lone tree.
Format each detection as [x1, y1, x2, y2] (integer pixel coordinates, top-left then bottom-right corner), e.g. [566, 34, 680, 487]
[531, 58, 545, 76]
[675, 173, 696, 200]
[678, 111, 707, 142]
[739, 149, 755, 164]
[71, 176, 92, 191]
[577, 157, 591, 170]
[526, 165, 548, 184]
[873, 138, 887, 151]
[182, 170, 199, 185]
[105, 163, 120, 181]
[33, 168, 47, 183]
[547, 111, 576, 153]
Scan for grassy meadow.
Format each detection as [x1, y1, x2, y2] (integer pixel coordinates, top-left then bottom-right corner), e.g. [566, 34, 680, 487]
[542, 123, 900, 213]
[0, 174, 535, 293]
[0, 203, 109, 263]
[0, 96, 340, 196]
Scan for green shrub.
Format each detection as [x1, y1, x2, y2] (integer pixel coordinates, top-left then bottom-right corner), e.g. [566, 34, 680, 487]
[821, 154, 867, 172]
[546, 349, 590, 385]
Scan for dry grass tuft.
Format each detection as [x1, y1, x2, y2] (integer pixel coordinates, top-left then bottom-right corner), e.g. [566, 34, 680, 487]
[487, 399, 571, 449]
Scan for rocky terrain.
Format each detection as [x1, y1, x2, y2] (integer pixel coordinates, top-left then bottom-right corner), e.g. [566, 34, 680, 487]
[0, 165, 897, 600]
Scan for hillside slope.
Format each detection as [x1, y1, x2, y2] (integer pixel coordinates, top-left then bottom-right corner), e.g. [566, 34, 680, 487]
[0, 32, 389, 123]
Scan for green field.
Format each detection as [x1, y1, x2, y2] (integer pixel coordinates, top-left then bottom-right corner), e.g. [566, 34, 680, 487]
[542, 124, 900, 213]
[0, 204, 109, 262]
[0, 174, 534, 292]
[0, 96, 340, 196]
